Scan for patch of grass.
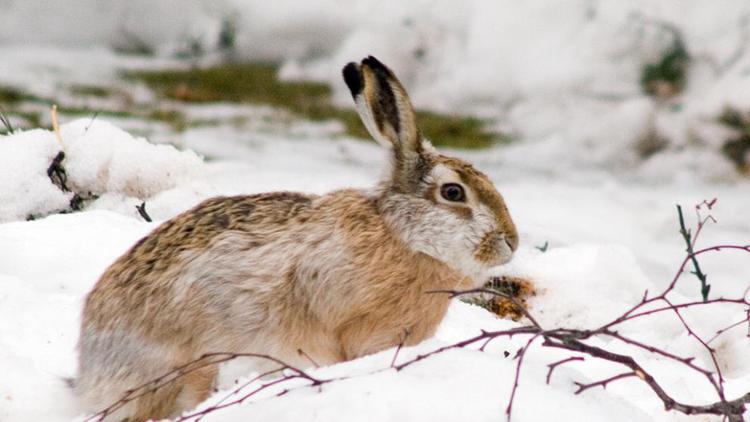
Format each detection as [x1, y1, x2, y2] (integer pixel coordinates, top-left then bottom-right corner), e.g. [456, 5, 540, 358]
[0, 86, 47, 105]
[641, 37, 690, 99]
[128, 63, 500, 149]
[58, 106, 188, 131]
[0, 86, 25, 104]
[718, 107, 750, 174]
[147, 109, 188, 131]
[69, 85, 117, 98]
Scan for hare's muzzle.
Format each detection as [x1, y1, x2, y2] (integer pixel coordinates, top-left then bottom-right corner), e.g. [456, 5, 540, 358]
[475, 230, 516, 267]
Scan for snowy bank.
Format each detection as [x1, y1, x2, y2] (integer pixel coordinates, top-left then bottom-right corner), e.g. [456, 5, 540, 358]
[0, 121, 748, 421]
[0, 119, 205, 222]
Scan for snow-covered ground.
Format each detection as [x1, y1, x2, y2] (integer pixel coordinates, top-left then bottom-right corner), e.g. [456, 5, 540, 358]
[1, 1, 750, 421]
[0, 118, 748, 421]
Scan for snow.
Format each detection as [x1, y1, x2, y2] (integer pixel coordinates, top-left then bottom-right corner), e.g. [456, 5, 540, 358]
[0, 118, 748, 421]
[0, 129, 70, 221]
[0, 120, 205, 222]
[1, 1, 750, 421]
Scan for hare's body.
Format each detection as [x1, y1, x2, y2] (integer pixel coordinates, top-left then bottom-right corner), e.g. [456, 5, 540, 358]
[77, 57, 518, 421]
[77, 190, 469, 419]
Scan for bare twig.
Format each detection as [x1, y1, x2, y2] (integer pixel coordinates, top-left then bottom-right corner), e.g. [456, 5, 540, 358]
[505, 335, 540, 420]
[546, 356, 585, 385]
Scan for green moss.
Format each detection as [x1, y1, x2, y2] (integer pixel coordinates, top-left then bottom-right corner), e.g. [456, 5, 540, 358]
[147, 109, 188, 131]
[719, 107, 750, 174]
[57, 106, 188, 131]
[641, 38, 690, 98]
[127, 63, 501, 149]
[0, 86, 25, 104]
[0, 86, 49, 106]
[69, 85, 117, 98]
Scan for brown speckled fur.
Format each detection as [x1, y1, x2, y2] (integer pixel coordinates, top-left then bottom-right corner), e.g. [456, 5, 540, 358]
[75, 57, 517, 421]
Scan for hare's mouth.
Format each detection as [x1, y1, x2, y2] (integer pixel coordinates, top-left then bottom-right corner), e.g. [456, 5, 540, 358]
[474, 230, 514, 267]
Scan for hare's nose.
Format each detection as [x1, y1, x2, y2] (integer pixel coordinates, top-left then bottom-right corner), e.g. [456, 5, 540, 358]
[504, 233, 519, 252]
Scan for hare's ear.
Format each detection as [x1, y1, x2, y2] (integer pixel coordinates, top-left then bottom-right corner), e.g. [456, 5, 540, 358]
[343, 57, 425, 189]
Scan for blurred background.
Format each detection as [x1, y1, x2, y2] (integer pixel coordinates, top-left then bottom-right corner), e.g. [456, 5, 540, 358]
[2, 0, 750, 181]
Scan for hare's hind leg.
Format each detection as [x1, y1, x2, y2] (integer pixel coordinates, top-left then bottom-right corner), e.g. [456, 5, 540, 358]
[124, 363, 217, 421]
[174, 364, 219, 415]
[129, 382, 183, 422]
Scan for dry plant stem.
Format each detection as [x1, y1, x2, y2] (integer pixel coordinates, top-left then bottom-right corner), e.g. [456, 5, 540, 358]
[51, 104, 63, 143]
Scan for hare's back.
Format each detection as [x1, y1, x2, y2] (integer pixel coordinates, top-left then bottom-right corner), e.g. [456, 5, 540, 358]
[131, 192, 315, 261]
[88, 192, 316, 302]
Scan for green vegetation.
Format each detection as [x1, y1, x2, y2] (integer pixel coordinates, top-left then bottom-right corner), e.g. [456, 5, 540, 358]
[69, 85, 117, 98]
[128, 63, 500, 149]
[0, 86, 25, 104]
[640, 37, 690, 98]
[0, 86, 45, 105]
[719, 107, 750, 174]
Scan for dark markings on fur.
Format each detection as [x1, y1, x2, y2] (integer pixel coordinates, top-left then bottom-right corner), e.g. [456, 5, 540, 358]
[342, 62, 362, 98]
[364, 57, 401, 136]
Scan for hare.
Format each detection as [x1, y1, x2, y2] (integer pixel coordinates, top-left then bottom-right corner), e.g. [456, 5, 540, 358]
[75, 56, 518, 421]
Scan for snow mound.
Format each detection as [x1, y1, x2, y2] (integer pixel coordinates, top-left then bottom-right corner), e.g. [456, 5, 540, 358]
[494, 244, 652, 328]
[0, 119, 205, 223]
[59, 119, 204, 199]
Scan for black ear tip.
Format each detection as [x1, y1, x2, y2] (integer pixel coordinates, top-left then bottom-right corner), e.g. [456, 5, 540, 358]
[342, 62, 362, 98]
[362, 55, 387, 72]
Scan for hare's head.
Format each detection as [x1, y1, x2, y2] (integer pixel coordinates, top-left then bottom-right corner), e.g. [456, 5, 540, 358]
[343, 56, 518, 280]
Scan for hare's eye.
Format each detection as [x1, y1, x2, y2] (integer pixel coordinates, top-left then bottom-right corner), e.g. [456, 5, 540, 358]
[440, 183, 465, 202]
